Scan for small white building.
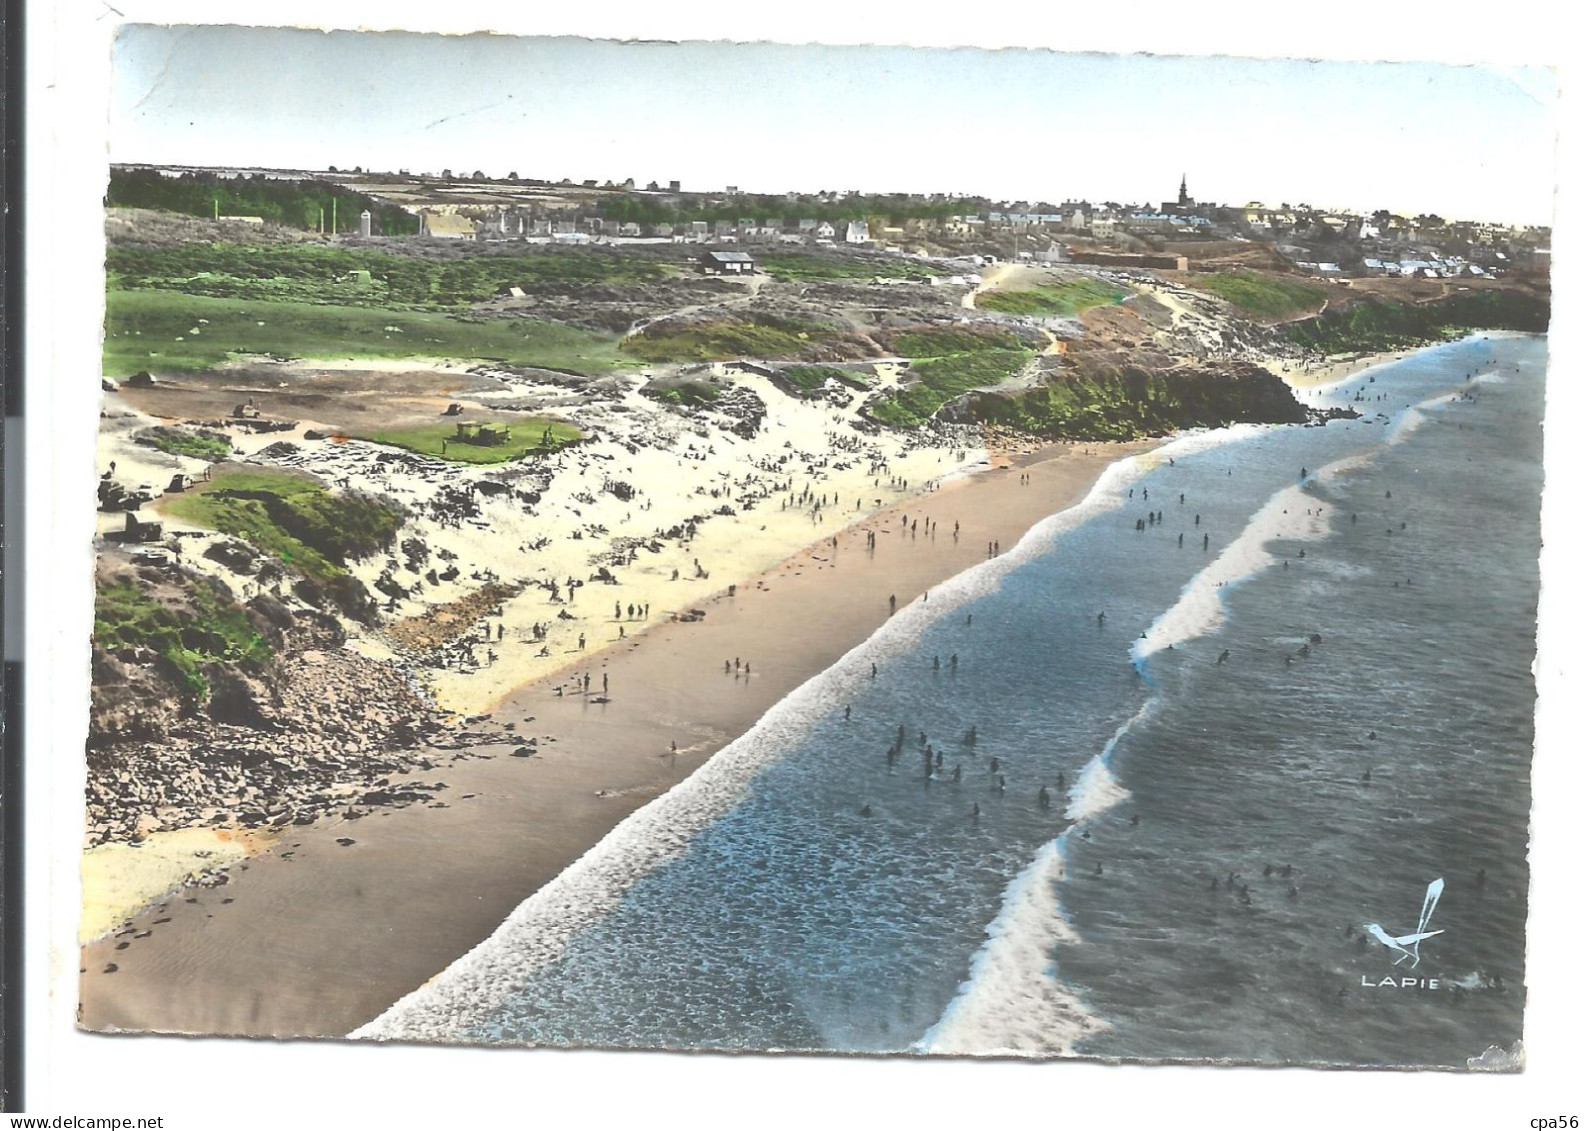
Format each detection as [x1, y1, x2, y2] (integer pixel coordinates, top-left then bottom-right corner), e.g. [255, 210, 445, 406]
[845, 220, 871, 244]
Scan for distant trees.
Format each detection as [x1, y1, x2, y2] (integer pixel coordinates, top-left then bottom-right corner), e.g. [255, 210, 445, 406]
[105, 168, 420, 235]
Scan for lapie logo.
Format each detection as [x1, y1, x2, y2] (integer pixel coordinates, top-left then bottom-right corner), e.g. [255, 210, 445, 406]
[1360, 878, 1445, 990]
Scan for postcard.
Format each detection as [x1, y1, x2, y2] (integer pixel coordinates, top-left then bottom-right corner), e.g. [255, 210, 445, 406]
[78, 26, 1552, 1071]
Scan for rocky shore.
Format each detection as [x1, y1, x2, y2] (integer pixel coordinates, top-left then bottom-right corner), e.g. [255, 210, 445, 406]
[86, 559, 490, 847]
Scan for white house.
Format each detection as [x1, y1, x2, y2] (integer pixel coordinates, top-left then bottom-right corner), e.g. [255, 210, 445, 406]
[845, 220, 871, 244]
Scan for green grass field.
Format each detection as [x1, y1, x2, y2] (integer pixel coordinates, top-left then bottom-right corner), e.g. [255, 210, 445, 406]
[975, 279, 1126, 317]
[107, 241, 670, 307]
[104, 289, 631, 376]
[354, 418, 582, 464]
[1188, 271, 1328, 320]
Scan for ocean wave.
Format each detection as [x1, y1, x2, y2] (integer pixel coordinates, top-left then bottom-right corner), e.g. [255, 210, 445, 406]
[915, 839, 1107, 1056]
[1387, 373, 1505, 445]
[1131, 483, 1335, 661]
[1066, 700, 1153, 821]
[352, 442, 1180, 1042]
[1385, 404, 1432, 446]
[920, 696, 1154, 1055]
[357, 427, 1276, 1043]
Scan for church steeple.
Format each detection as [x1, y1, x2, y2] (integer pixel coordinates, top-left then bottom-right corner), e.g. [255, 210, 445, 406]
[1178, 173, 1190, 208]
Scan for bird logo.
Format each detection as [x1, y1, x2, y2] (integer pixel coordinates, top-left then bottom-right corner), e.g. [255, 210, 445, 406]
[1364, 878, 1445, 968]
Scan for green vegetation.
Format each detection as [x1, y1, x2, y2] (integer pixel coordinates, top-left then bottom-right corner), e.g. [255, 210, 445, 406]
[975, 280, 1126, 317]
[108, 242, 669, 309]
[94, 575, 270, 699]
[643, 380, 722, 407]
[355, 418, 582, 464]
[965, 369, 1308, 440]
[758, 254, 937, 283]
[1285, 290, 1550, 354]
[108, 167, 420, 235]
[780, 364, 873, 395]
[138, 427, 233, 462]
[164, 470, 404, 621]
[620, 314, 838, 363]
[868, 324, 1038, 427]
[887, 326, 1027, 357]
[104, 290, 628, 375]
[1188, 271, 1328, 320]
[870, 350, 1035, 428]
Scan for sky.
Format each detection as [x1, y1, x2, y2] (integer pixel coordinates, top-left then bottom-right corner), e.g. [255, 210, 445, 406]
[109, 25, 1559, 226]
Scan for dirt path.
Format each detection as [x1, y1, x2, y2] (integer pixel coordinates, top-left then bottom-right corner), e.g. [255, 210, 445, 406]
[622, 273, 766, 341]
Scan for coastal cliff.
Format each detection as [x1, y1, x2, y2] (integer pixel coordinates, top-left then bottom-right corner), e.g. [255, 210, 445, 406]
[950, 364, 1310, 440]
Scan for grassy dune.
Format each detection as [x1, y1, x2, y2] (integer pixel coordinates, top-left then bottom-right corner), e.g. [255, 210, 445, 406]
[975, 279, 1126, 317]
[164, 469, 404, 620]
[870, 349, 1035, 428]
[1187, 271, 1327, 320]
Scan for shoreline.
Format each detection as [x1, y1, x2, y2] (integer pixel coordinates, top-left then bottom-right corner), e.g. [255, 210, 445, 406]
[79, 434, 1160, 1038]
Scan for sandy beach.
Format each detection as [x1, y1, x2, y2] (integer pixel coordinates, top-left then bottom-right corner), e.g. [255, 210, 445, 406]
[79, 435, 1158, 1038]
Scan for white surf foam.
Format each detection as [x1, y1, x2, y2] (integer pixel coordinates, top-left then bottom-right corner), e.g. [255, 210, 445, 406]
[1132, 483, 1335, 661]
[915, 839, 1107, 1056]
[352, 441, 1182, 1042]
[1388, 371, 1505, 445]
[920, 695, 1154, 1055]
[357, 426, 1279, 1042]
[1065, 699, 1154, 821]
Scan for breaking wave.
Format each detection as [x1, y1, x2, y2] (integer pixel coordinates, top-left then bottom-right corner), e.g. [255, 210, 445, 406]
[353, 438, 1195, 1042]
[1132, 482, 1335, 661]
[915, 839, 1106, 1055]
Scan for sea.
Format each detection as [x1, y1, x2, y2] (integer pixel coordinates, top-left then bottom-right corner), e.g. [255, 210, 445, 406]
[360, 333, 1544, 1068]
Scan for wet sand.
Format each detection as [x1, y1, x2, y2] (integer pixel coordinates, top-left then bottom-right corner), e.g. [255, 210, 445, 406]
[79, 437, 1158, 1040]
